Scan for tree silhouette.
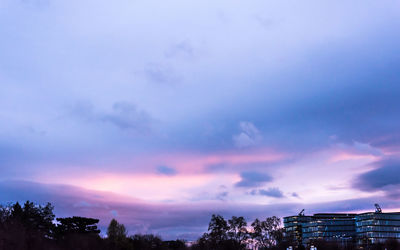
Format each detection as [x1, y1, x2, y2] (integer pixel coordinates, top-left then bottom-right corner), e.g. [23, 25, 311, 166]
[227, 216, 249, 247]
[0, 201, 56, 250]
[130, 234, 164, 250]
[192, 214, 247, 250]
[251, 216, 282, 249]
[55, 216, 103, 250]
[6, 200, 391, 250]
[56, 216, 101, 235]
[11, 202, 23, 219]
[108, 218, 127, 240]
[107, 218, 129, 250]
[208, 214, 229, 243]
[21, 201, 55, 237]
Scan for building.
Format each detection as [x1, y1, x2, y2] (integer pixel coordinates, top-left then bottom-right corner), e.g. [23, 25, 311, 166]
[302, 213, 356, 244]
[283, 205, 400, 247]
[283, 211, 312, 245]
[356, 212, 400, 245]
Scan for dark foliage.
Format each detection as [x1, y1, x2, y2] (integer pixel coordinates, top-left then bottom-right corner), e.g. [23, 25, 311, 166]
[190, 214, 286, 250]
[1, 201, 400, 250]
[55, 216, 104, 250]
[0, 201, 57, 250]
[0, 201, 103, 250]
[251, 216, 283, 249]
[56, 216, 101, 235]
[0, 201, 189, 250]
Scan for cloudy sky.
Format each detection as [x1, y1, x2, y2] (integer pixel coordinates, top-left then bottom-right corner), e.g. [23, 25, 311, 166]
[1, 0, 400, 239]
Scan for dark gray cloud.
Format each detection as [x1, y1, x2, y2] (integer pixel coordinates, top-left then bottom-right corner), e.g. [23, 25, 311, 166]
[235, 171, 273, 188]
[354, 157, 400, 193]
[156, 166, 177, 176]
[250, 188, 285, 198]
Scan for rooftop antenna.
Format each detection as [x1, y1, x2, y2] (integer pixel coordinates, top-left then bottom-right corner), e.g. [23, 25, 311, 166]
[299, 209, 305, 216]
[374, 203, 382, 213]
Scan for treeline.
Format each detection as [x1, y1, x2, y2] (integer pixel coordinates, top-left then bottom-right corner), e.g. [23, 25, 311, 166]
[192, 214, 288, 250]
[2, 201, 398, 250]
[0, 201, 186, 250]
[0, 201, 289, 250]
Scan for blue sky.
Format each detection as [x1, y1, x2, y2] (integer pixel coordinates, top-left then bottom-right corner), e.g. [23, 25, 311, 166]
[1, 0, 400, 240]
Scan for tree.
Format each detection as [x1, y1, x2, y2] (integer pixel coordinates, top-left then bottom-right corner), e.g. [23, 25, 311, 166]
[192, 214, 240, 250]
[208, 214, 229, 243]
[227, 216, 249, 247]
[163, 240, 186, 250]
[0, 201, 109, 250]
[251, 216, 283, 249]
[0, 204, 11, 224]
[130, 234, 164, 250]
[107, 218, 130, 250]
[11, 202, 23, 219]
[22, 201, 55, 237]
[55, 216, 103, 250]
[0, 201, 56, 250]
[13, 201, 55, 239]
[56, 216, 101, 236]
[107, 218, 127, 241]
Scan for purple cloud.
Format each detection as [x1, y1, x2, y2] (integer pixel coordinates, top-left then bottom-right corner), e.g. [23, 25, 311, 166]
[250, 188, 285, 198]
[235, 172, 273, 188]
[156, 166, 177, 176]
[354, 157, 400, 198]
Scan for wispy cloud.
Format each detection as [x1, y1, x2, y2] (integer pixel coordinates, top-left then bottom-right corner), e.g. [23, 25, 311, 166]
[165, 40, 195, 59]
[143, 63, 182, 85]
[72, 101, 153, 133]
[233, 122, 262, 148]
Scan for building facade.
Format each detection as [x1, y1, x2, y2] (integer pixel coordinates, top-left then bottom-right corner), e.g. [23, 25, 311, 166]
[302, 213, 356, 244]
[284, 207, 400, 247]
[283, 215, 312, 245]
[356, 212, 400, 245]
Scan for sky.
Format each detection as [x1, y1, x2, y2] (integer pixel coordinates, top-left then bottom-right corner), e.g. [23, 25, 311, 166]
[1, 0, 400, 240]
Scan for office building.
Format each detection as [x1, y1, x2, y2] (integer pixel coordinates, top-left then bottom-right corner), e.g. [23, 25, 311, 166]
[356, 212, 400, 244]
[283, 205, 400, 246]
